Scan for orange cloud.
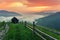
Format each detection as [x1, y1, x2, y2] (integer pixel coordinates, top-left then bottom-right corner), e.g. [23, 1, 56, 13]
[27, 0, 60, 6]
[27, 6, 50, 12]
[0, 0, 60, 14]
[7, 2, 24, 7]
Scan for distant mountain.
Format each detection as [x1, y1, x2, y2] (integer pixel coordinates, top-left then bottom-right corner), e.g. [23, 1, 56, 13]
[36, 12, 60, 30]
[33, 11, 56, 16]
[0, 10, 22, 17]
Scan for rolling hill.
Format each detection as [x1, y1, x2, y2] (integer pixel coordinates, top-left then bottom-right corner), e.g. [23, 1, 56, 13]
[36, 12, 60, 30]
[0, 10, 21, 17]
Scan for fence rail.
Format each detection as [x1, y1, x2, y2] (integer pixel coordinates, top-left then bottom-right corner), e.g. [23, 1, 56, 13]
[24, 21, 57, 40]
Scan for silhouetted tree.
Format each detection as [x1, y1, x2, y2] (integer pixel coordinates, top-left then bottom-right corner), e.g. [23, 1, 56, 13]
[11, 17, 19, 23]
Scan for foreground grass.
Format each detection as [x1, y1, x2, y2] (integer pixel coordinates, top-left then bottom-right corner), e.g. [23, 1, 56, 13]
[36, 26, 60, 40]
[28, 23, 60, 40]
[0, 22, 5, 30]
[4, 23, 42, 40]
[0, 22, 5, 27]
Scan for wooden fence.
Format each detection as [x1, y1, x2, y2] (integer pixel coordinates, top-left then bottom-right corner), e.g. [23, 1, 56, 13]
[23, 21, 57, 40]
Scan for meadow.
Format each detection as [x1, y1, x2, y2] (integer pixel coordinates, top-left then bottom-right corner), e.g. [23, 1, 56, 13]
[0, 22, 60, 40]
[4, 23, 41, 40]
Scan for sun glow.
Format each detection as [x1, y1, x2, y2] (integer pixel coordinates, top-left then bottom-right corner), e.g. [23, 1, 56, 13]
[27, 6, 50, 12]
[8, 2, 24, 7]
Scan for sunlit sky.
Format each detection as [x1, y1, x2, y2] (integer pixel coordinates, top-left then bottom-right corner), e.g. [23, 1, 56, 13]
[0, 0, 60, 14]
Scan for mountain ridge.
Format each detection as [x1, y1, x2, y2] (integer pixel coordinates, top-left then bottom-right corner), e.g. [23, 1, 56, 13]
[0, 10, 22, 17]
[36, 12, 60, 30]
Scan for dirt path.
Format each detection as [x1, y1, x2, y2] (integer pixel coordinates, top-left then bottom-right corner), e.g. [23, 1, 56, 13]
[0, 24, 9, 40]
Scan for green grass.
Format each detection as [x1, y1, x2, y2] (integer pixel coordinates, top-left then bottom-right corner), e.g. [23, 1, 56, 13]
[4, 22, 60, 40]
[27, 22, 60, 40]
[36, 26, 60, 40]
[0, 22, 5, 27]
[4, 23, 42, 40]
[0, 22, 5, 30]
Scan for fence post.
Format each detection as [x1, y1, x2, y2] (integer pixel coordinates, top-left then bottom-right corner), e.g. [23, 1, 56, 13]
[33, 21, 35, 34]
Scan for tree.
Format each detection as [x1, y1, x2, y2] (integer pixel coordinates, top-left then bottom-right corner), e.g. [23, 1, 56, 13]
[11, 17, 19, 23]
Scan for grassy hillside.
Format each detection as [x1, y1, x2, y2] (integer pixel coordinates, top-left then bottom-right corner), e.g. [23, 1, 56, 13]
[0, 22, 5, 30]
[36, 26, 60, 40]
[28, 23, 60, 40]
[4, 23, 41, 40]
[0, 22, 5, 27]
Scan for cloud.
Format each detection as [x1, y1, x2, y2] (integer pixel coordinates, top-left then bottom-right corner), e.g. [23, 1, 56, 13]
[0, 0, 60, 14]
[0, 0, 60, 7]
[27, 0, 60, 6]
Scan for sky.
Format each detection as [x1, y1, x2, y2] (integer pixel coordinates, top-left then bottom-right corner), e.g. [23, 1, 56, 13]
[0, 0, 60, 14]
